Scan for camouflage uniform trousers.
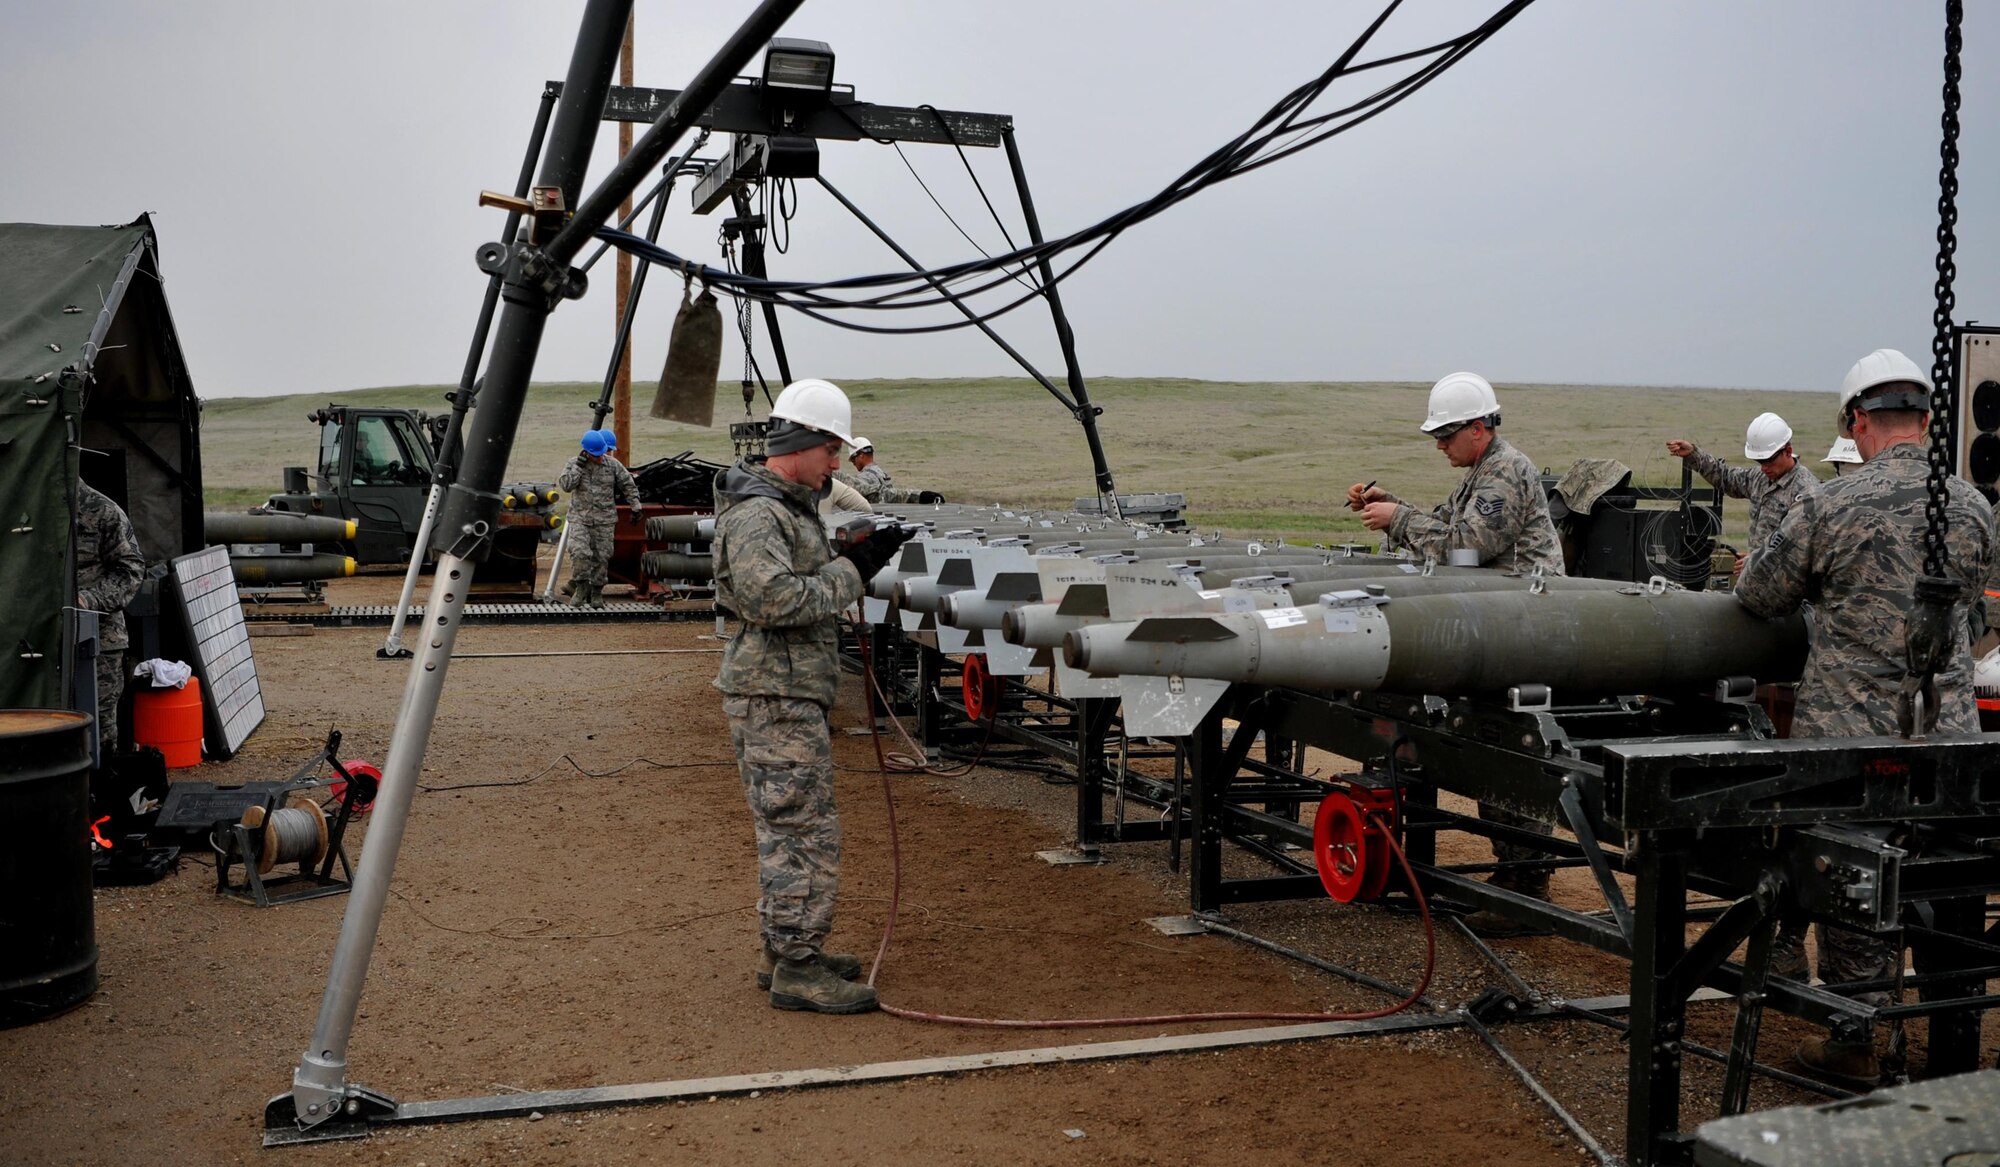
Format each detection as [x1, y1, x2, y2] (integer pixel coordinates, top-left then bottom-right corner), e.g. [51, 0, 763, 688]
[96, 650, 125, 749]
[566, 521, 616, 589]
[1481, 804, 1553, 883]
[724, 694, 841, 962]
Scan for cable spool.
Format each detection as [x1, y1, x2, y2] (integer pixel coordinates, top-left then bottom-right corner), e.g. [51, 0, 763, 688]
[238, 799, 329, 876]
[1640, 505, 1721, 588]
[1312, 791, 1391, 903]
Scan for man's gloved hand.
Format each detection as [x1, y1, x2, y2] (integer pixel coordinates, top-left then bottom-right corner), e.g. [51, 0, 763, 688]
[913, 490, 946, 504]
[837, 526, 916, 582]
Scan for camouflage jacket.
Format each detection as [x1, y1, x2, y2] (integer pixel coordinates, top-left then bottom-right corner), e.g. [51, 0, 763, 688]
[841, 462, 893, 504]
[1736, 442, 1995, 736]
[1686, 447, 1820, 553]
[712, 460, 864, 707]
[1384, 437, 1566, 575]
[557, 454, 640, 527]
[76, 484, 145, 651]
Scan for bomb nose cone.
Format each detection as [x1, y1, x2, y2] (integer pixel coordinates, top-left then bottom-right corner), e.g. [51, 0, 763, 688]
[892, 579, 914, 609]
[1062, 630, 1090, 671]
[1001, 607, 1023, 644]
[938, 595, 959, 625]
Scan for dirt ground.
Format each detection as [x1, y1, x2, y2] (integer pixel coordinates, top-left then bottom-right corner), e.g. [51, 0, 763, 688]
[2, 570, 1993, 1166]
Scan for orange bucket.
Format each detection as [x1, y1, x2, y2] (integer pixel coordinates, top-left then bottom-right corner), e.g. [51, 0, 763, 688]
[132, 679, 203, 768]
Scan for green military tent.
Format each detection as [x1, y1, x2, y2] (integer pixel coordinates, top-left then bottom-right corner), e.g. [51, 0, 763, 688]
[0, 216, 203, 710]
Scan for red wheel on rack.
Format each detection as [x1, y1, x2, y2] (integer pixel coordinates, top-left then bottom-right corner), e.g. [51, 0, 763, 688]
[1356, 809, 1394, 901]
[961, 653, 998, 722]
[1312, 792, 1370, 903]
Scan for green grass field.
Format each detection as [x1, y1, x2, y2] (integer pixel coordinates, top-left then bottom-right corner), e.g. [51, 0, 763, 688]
[200, 377, 1840, 547]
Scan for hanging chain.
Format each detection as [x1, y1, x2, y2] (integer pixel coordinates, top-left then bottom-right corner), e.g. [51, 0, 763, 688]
[1902, 0, 1966, 738]
[1922, 0, 1963, 579]
[718, 231, 756, 414]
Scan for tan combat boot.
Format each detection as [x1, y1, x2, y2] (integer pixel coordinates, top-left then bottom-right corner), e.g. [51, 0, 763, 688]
[1768, 926, 1811, 980]
[770, 955, 879, 1014]
[756, 945, 863, 990]
[1795, 1036, 1880, 1088]
[1464, 870, 1555, 939]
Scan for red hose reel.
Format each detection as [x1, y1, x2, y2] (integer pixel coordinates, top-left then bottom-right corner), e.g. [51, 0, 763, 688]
[1312, 786, 1399, 903]
[961, 653, 1000, 722]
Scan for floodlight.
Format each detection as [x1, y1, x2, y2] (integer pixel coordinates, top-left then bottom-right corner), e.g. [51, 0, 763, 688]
[761, 38, 834, 96]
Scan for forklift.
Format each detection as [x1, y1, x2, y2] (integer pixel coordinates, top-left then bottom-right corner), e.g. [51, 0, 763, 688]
[261, 405, 559, 584]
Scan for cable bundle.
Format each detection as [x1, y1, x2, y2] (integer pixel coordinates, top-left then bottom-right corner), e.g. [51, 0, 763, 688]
[596, 0, 1537, 336]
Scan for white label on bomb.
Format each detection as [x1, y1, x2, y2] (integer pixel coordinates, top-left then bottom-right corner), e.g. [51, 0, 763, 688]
[1262, 607, 1307, 629]
[1324, 610, 1359, 633]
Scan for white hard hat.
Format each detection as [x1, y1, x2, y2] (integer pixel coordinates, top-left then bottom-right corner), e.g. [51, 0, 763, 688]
[1744, 412, 1793, 461]
[849, 436, 873, 456]
[1837, 348, 1930, 417]
[1976, 645, 2000, 701]
[1419, 372, 1501, 434]
[1821, 438, 1862, 465]
[769, 378, 856, 446]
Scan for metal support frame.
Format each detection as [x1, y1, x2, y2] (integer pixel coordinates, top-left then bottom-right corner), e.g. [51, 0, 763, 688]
[273, 0, 808, 1140]
[582, 68, 1123, 506]
[267, 1010, 1461, 1146]
[870, 657, 1996, 1164]
[1001, 126, 1118, 517]
[383, 84, 559, 658]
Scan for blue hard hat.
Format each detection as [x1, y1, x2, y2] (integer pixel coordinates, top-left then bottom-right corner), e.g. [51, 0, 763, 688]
[581, 430, 610, 457]
[596, 428, 619, 452]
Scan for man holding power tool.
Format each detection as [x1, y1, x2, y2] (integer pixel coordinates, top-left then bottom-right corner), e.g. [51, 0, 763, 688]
[712, 378, 914, 1015]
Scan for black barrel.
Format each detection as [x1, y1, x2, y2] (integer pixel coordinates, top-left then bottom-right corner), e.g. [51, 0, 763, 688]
[0, 709, 99, 1027]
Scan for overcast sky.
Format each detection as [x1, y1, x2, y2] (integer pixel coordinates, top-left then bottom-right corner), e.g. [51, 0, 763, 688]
[3, 1, 1993, 398]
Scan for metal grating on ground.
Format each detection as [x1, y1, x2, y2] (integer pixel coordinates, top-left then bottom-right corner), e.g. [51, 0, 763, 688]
[247, 602, 716, 628]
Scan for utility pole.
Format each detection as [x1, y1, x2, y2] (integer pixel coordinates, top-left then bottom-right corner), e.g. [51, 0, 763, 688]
[611, 11, 636, 462]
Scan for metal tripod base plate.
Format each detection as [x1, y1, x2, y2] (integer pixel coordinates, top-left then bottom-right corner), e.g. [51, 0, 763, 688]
[263, 1085, 398, 1146]
[1144, 915, 1206, 936]
[1036, 848, 1106, 866]
[375, 647, 414, 660]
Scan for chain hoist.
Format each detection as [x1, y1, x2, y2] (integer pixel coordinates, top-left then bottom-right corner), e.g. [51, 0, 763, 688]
[717, 229, 757, 415]
[1902, 0, 1965, 738]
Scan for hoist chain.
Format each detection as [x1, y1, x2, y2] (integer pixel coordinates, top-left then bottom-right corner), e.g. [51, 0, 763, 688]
[718, 232, 757, 414]
[1903, 0, 1966, 739]
[1923, 0, 1963, 579]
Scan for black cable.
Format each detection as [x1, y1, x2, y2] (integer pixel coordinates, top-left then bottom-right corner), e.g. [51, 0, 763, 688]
[890, 138, 1042, 297]
[589, 0, 1536, 335]
[417, 753, 735, 793]
[924, 104, 1022, 256]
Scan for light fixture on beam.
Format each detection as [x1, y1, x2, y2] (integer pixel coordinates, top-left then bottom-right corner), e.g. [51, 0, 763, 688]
[760, 38, 835, 99]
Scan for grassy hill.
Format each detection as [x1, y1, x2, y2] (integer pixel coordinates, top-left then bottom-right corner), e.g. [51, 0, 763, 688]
[200, 377, 1840, 545]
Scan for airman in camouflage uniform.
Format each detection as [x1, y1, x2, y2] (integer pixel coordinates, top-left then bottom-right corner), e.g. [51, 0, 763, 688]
[850, 462, 892, 504]
[1736, 352, 1997, 1085]
[1366, 436, 1567, 576]
[1736, 451, 1992, 732]
[1673, 442, 1820, 561]
[714, 388, 912, 1014]
[557, 431, 639, 608]
[1351, 377, 1568, 936]
[76, 484, 145, 749]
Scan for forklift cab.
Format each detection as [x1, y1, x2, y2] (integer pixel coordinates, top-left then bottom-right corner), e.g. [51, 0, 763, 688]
[314, 408, 435, 563]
